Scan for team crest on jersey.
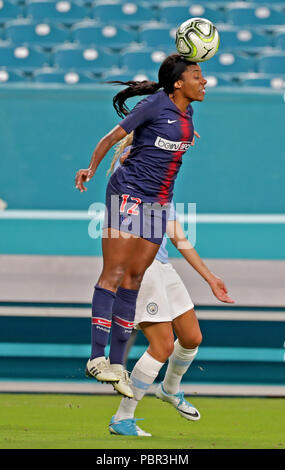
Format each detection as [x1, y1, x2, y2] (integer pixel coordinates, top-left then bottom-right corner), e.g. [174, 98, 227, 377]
[147, 302, 158, 315]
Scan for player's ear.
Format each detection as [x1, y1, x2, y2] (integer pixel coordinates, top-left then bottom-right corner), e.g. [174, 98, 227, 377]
[174, 79, 183, 90]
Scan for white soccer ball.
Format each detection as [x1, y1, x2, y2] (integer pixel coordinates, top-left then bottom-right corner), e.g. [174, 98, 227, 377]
[175, 17, 220, 63]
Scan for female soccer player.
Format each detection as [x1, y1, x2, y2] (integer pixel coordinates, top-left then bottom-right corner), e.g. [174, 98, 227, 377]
[75, 54, 208, 398]
[107, 138, 234, 437]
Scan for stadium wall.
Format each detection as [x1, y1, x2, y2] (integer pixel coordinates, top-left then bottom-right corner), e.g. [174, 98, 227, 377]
[0, 86, 284, 259]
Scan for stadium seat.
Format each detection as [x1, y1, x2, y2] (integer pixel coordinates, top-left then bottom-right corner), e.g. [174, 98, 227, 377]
[0, 44, 49, 71]
[275, 33, 285, 50]
[5, 20, 70, 48]
[0, 0, 24, 23]
[92, 2, 156, 26]
[33, 67, 100, 83]
[258, 53, 285, 74]
[120, 47, 175, 72]
[139, 23, 176, 48]
[71, 21, 138, 50]
[219, 28, 272, 52]
[158, 3, 225, 26]
[0, 68, 29, 82]
[200, 52, 256, 74]
[239, 75, 285, 89]
[102, 68, 158, 83]
[204, 74, 235, 87]
[52, 44, 119, 73]
[227, 5, 285, 27]
[26, 1, 90, 25]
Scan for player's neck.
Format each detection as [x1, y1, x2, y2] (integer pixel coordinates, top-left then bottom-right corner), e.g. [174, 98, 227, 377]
[168, 94, 191, 113]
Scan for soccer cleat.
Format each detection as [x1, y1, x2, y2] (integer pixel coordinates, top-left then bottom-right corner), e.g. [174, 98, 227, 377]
[85, 356, 119, 383]
[109, 364, 134, 398]
[155, 382, 200, 421]
[109, 415, 152, 437]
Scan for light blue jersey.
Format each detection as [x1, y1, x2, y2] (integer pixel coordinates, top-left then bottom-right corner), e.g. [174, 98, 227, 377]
[113, 153, 176, 263]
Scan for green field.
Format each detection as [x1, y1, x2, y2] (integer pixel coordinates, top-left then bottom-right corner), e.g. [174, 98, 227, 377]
[0, 394, 284, 450]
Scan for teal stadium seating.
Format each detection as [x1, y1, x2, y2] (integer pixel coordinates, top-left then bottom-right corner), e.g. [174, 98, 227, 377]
[158, 2, 225, 26]
[202, 74, 234, 87]
[33, 66, 100, 83]
[0, 67, 29, 82]
[26, 0, 90, 25]
[92, 1, 156, 26]
[0, 43, 49, 70]
[102, 67, 158, 83]
[139, 23, 176, 48]
[71, 21, 138, 50]
[120, 46, 174, 71]
[0, 0, 24, 24]
[239, 74, 285, 88]
[227, 4, 285, 28]
[0, 0, 284, 85]
[52, 43, 119, 72]
[199, 51, 256, 74]
[218, 27, 272, 52]
[275, 32, 285, 50]
[258, 52, 285, 74]
[5, 19, 70, 48]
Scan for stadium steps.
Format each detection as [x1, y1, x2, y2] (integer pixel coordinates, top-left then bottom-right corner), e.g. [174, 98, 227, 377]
[0, 255, 285, 395]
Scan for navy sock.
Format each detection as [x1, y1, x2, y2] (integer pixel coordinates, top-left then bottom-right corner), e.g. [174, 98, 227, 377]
[90, 284, 116, 360]
[109, 286, 139, 365]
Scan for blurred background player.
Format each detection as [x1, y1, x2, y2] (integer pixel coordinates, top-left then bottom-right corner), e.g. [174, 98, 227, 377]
[75, 55, 207, 398]
[108, 134, 234, 437]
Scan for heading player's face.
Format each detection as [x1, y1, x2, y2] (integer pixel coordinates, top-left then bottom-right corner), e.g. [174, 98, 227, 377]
[178, 64, 207, 102]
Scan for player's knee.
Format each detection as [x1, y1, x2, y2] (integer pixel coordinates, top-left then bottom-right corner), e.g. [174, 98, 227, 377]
[181, 332, 203, 349]
[163, 341, 175, 359]
[98, 266, 126, 290]
[149, 340, 174, 363]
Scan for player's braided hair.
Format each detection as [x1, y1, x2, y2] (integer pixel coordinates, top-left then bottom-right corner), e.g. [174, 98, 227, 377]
[109, 54, 196, 118]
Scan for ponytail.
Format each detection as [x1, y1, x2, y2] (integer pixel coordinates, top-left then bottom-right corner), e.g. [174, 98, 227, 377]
[107, 132, 134, 176]
[109, 80, 161, 118]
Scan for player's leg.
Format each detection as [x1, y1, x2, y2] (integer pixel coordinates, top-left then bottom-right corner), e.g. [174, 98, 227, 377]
[108, 236, 160, 397]
[156, 308, 202, 421]
[164, 308, 202, 393]
[87, 228, 158, 388]
[109, 321, 173, 437]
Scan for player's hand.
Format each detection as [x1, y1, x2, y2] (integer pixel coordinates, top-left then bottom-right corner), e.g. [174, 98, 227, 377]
[75, 168, 94, 192]
[209, 275, 235, 304]
[191, 130, 200, 146]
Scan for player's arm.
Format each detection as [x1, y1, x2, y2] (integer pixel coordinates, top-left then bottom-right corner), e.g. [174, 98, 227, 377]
[166, 219, 235, 304]
[75, 125, 127, 192]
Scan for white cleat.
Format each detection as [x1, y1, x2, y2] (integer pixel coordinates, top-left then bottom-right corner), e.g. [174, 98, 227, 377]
[156, 382, 200, 421]
[85, 356, 120, 383]
[109, 364, 134, 398]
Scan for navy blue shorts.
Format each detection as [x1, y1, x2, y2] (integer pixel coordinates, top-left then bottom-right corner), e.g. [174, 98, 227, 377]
[103, 180, 171, 245]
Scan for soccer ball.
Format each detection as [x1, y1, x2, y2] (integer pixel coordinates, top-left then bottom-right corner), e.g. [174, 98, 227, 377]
[175, 17, 220, 63]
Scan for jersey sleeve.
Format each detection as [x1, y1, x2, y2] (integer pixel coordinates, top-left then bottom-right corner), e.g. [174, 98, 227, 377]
[118, 94, 159, 134]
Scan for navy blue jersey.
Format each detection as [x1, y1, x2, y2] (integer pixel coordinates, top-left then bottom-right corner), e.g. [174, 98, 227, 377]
[109, 90, 194, 204]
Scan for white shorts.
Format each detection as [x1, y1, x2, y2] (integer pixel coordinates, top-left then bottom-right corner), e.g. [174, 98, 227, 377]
[134, 259, 194, 328]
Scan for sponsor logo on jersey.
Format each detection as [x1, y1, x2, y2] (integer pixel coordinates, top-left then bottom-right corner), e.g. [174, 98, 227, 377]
[154, 136, 192, 152]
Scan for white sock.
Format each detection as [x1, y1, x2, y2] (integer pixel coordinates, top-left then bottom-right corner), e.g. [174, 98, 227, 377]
[115, 351, 164, 420]
[163, 339, 198, 395]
